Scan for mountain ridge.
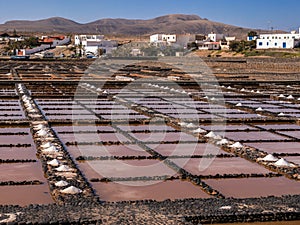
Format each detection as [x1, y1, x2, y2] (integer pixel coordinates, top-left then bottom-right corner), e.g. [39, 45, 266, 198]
[0, 14, 268, 38]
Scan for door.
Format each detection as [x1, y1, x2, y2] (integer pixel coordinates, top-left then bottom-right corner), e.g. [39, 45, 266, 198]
[283, 42, 287, 48]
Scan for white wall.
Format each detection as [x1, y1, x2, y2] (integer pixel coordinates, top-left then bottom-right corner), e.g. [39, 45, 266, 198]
[208, 33, 224, 42]
[256, 32, 300, 49]
[257, 38, 295, 49]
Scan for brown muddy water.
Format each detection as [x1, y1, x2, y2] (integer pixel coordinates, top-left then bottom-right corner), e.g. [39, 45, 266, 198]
[92, 180, 211, 202]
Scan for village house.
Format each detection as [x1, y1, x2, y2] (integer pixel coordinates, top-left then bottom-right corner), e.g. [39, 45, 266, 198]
[256, 28, 300, 49]
[74, 34, 118, 56]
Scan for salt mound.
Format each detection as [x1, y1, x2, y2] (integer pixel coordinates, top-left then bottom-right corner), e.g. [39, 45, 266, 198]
[56, 165, 72, 172]
[255, 107, 263, 112]
[279, 94, 285, 98]
[42, 146, 58, 153]
[55, 180, 69, 187]
[236, 103, 242, 107]
[193, 128, 206, 134]
[274, 158, 291, 167]
[287, 95, 294, 99]
[278, 112, 285, 116]
[61, 186, 82, 194]
[262, 154, 278, 162]
[230, 142, 243, 148]
[186, 123, 196, 128]
[217, 139, 229, 145]
[178, 122, 188, 127]
[204, 131, 216, 138]
[37, 129, 48, 136]
[41, 142, 52, 148]
[47, 159, 60, 167]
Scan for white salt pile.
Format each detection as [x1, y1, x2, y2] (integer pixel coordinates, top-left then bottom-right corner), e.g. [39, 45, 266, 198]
[56, 165, 72, 172]
[193, 128, 207, 134]
[230, 142, 244, 148]
[47, 159, 60, 167]
[55, 180, 69, 187]
[261, 154, 278, 162]
[61, 186, 82, 194]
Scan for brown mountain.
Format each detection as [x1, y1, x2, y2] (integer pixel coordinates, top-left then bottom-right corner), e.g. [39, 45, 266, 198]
[0, 14, 265, 38]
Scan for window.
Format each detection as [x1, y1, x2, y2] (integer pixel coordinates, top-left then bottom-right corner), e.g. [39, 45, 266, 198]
[259, 42, 263, 46]
[267, 42, 269, 46]
[275, 43, 277, 46]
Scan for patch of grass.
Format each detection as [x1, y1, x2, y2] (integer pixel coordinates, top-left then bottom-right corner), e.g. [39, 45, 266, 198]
[243, 49, 300, 58]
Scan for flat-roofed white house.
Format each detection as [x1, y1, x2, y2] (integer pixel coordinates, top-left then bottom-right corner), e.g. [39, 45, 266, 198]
[150, 34, 196, 48]
[75, 34, 117, 56]
[197, 41, 221, 50]
[150, 34, 177, 45]
[256, 29, 300, 49]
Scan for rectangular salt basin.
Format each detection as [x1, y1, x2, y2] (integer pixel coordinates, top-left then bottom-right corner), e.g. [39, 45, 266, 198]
[58, 132, 130, 143]
[0, 185, 53, 206]
[0, 134, 33, 145]
[284, 156, 300, 166]
[247, 142, 300, 154]
[168, 113, 209, 119]
[265, 108, 300, 113]
[67, 144, 151, 158]
[218, 113, 264, 119]
[93, 109, 134, 114]
[171, 158, 271, 176]
[132, 132, 198, 143]
[200, 124, 258, 131]
[0, 162, 47, 182]
[147, 143, 232, 156]
[225, 131, 289, 141]
[45, 109, 92, 115]
[46, 114, 99, 120]
[0, 127, 30, 133]
[0, 147, 37, 160]
[117, 125, 175, 132]
[255, 124, 300, 130]
[242, 104, 281, 109]
[92, 180, 211, 202]
[53, 125, 116, 133]
[101, 114, 149, 120]
[78, 159, 176, 178]
[204, 177, 300, 198]
[201, 108, 241, 114]
[277, 131, 300, 139]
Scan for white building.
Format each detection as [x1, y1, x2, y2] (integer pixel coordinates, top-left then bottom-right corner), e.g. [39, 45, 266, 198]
[150, 34, 177, 45]
[197, 41, 221, 50]
[207, 33, 225, 42]
[256, 29, 300, 49]
[74, 34, 117, 56]
[150, 34, 196, 48]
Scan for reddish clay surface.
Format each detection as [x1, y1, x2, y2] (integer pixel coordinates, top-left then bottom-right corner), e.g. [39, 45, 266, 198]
[92, 180, 211, 201]
[0, 162, 46, 181]
[225, 131, 289, 141]
[79, 159, 177, 178]
[0, 185, 53, 206]
[67, 144, 151, 158]
[204, 177, 300, 198]
[247, 142, 300, 154]
[171, 158, 271, 176]
[147, 143, 229, 156]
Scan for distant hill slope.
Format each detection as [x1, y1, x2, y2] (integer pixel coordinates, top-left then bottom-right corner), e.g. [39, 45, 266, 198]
[0, 14, 268, 38]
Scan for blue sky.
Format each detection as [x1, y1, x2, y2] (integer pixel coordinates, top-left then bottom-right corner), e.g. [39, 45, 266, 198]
[0, 0, 299, 31]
